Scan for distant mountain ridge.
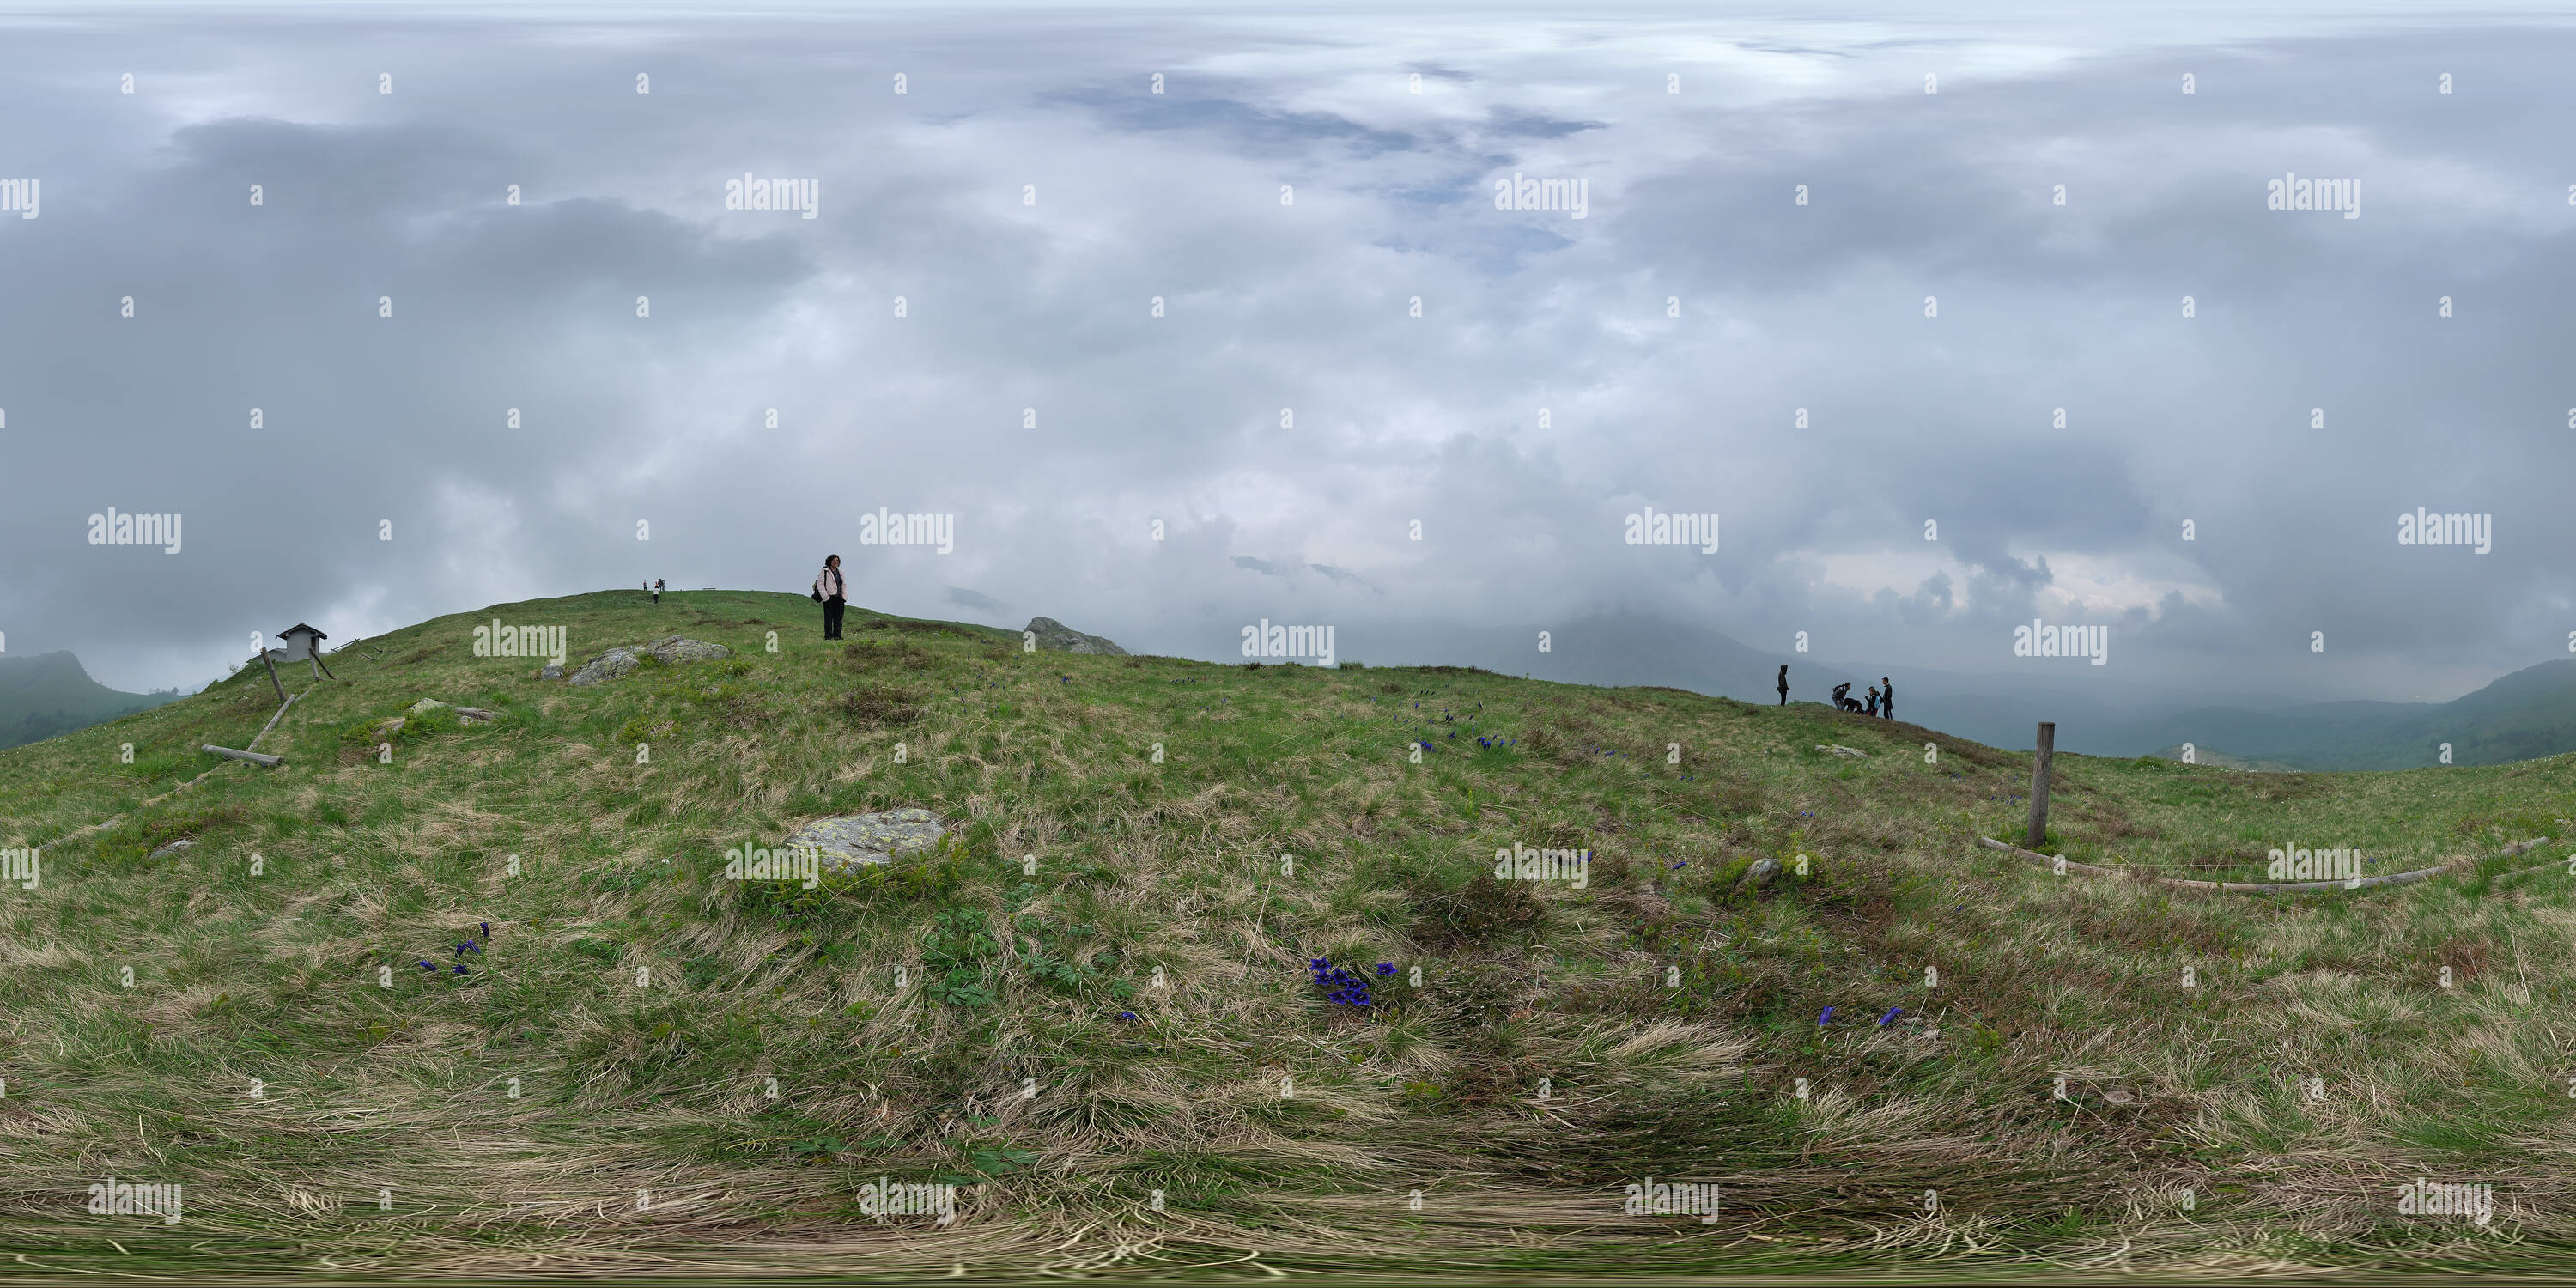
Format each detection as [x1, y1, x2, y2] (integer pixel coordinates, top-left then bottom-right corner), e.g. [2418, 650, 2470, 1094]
[0, 651, 185, 751]
[1284, 616, 2576, 771]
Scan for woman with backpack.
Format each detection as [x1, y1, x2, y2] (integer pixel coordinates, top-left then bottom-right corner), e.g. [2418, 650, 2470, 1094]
[813, 555, 846, 639]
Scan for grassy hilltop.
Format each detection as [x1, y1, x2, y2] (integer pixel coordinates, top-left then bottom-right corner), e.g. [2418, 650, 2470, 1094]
[2, 588, 2573, 1279]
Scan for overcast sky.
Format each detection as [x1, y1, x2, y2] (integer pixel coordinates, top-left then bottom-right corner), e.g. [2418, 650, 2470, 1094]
[3, 3, 2573, 701]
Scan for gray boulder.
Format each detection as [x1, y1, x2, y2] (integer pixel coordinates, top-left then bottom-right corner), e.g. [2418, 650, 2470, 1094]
[566, 647, 641, 687]
[540, 665, 564, 680]
[1024, 617, 1127, 656]
[781, 807, 950, 872]
[560, 637, 731, 687]
[149, 838, 195, 860]
[1739, 857, 1783, 890]
[643, 636, 732, 664]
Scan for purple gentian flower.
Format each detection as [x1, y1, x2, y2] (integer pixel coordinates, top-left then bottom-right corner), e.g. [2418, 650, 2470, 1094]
[1878, 1007, 1903, 1028]
[1819, 1005, 1835, 1028]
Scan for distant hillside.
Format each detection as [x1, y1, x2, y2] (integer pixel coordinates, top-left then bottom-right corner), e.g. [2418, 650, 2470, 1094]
[2144, 744, 2305, 773]
[2087, 660, 2576, 769]
[0, 651, 184, 750]
[1344, 615, 2576, 771]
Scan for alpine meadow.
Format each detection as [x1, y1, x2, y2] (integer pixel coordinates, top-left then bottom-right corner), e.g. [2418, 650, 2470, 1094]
[6, 3, 2576, 1284]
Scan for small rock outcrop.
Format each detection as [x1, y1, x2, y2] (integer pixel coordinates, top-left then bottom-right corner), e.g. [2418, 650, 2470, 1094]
[1815, 744, 1869, 758]
[781, 807, 949, 872]
[1024, 617, 1127, 656]
[643, 636, 732, 664]
[149, 838, 194, 860]
[407, 698, 450, 716]
[567, 648, 641, 687]
[1739, 856, 1783, 889]
[560, 637, 732, 687]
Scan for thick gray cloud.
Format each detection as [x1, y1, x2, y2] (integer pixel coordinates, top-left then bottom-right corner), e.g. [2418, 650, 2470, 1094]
[1, 6, 2572, 708]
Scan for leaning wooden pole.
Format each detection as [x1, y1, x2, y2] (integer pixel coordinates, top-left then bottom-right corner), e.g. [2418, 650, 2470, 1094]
[2026, 721, 2055, 848]
[1979, 834, 2555, 894]
[202, 745, 283, 767]
[246, 691, 301, 753]
[259, 651, 287, 704]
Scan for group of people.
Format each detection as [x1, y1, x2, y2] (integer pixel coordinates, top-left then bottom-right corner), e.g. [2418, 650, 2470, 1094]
[641, 578, 665, 605]
[1777, 665, 1895, 720]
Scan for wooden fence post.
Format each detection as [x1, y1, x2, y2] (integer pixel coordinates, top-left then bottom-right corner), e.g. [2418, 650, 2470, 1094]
[2028, 721, 2055, 848]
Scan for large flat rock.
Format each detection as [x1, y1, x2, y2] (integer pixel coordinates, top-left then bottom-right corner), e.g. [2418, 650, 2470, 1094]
[782, 807, 949, 872]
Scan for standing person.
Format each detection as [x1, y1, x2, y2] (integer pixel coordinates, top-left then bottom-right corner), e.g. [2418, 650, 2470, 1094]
[1777, 664, 1789, 707]
[815, 555, 846, 640]
[652, 578, 663, 605]
[1880, 677, 1893, 720]
[1865, 685, 1880, 718]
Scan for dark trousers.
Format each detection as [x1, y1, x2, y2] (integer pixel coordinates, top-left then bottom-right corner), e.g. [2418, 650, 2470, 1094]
[823, 598, 845, 639]
[1777, 689, 1787, 706]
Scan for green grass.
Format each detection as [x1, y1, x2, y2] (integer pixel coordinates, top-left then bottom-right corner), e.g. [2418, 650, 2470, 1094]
[0, 587, 2572, 1278]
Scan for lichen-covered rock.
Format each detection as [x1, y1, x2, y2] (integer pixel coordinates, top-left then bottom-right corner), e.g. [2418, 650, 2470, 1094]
[782, 807, 949, 872]
[149, 838, 194, 860]
[371, 717, 407, 740]
[642, 636, 732, 664]
[1024, 617, 1127, 656]
[407, 698, 450, 715]
[566, 647, 641, 687]
[539, 665, 564, 681]
[1739, 856, 1783, 889]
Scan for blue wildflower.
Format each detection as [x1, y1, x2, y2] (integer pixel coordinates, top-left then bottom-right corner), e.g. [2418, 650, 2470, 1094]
[1819, 1005, 1835, 1028]
[1376, 963, 1396, 976]
[1878, 1006, 1903, 1028]
[1119, 1011, 1139, 1022]
[453, 963, 470, 975]
[417, 960, 436, 972]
